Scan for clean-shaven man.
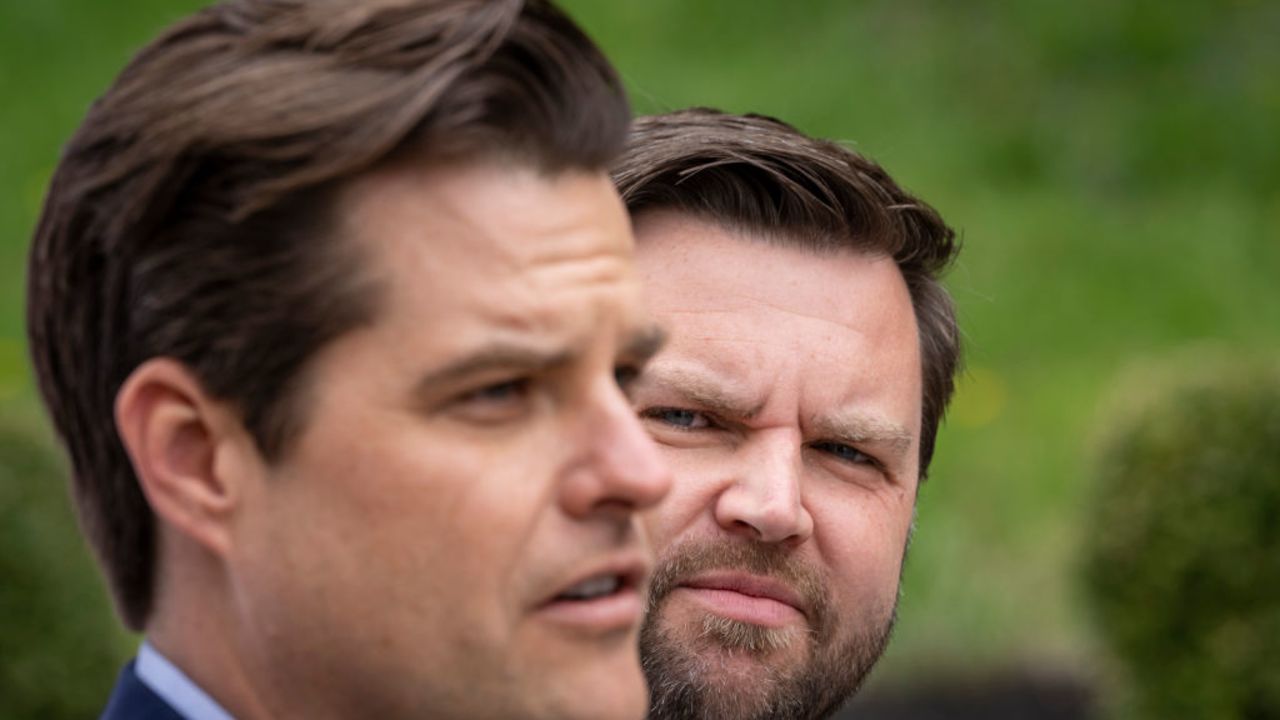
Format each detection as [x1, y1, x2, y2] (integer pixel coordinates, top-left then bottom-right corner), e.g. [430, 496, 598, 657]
[614, 109, 962, 720]
[27, 1, 672, 717]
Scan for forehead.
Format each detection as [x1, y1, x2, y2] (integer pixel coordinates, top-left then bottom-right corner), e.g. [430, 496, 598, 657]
[337, 160, 645, 345]
[632, 211, 922, 430]
[345, 159, 633, 276]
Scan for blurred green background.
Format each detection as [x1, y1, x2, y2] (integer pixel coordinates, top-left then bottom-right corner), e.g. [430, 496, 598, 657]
[1, 0, 1277, 716]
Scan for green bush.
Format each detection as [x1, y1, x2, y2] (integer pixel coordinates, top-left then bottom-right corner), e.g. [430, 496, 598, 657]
[0, 420, 131, 718]
[1083, 353, 1280, 719]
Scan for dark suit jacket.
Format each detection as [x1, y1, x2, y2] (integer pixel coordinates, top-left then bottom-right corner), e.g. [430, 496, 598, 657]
[100, 661, 186, 720]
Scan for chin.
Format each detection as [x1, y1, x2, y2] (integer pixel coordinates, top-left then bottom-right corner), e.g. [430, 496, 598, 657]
[549, 650, 648, 720]
[574, 682, 647, 720]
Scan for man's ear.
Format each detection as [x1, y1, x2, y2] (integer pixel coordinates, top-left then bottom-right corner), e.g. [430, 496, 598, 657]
[114, 358, 257, 558]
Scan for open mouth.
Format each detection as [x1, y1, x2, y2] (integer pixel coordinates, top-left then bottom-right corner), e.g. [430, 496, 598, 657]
[538, 562, 648, 632]
[555, 573, 627, 602]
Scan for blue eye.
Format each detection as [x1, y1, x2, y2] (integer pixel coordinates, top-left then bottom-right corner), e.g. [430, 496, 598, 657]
[812, 441, 873, 465]
[642, 407, 710, 430]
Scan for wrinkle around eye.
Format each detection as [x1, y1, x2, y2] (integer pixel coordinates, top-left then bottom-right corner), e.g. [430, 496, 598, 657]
[806, 441, 905, 491]
[808, 441, 900, 486]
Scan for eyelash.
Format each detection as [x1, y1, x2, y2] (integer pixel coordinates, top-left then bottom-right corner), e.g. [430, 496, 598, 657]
[641, 406, 712, 430]
[458, 377, 531, 404]
[810, 440, 880, 468]
[641, 406, 882, 468]
[458, 360, 643, 407]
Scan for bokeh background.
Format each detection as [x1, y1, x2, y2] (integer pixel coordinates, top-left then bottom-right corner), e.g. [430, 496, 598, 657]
[2, 0, 1277, 717]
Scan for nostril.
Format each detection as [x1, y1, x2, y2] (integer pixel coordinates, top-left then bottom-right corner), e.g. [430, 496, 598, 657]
[729, 518, 764, 540]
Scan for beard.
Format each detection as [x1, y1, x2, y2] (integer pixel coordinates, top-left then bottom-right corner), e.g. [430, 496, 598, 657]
[640, 538, 898, 720]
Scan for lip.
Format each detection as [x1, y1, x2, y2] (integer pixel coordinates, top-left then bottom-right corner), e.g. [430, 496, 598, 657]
[534, 553, 651, 635]
[674, 571, 807, 628]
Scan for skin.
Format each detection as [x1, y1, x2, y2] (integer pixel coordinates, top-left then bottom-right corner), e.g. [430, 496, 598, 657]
[630, 211, 923, 718]
[116, 162, 672, 719]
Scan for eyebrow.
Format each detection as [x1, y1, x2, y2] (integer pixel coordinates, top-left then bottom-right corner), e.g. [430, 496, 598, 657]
[622, 324, 668, 365]
[640, 363, 915, 456]
[414, 323, 668, 394]
[812, 410, 914, 455]
[637, 364, 764, 419]
[413, 343, 573, 395]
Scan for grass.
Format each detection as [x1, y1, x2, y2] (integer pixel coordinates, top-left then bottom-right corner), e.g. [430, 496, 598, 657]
[2, 0, 1277, 709]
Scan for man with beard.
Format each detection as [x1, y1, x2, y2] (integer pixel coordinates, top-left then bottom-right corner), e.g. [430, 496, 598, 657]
[612, 109, 962, 720]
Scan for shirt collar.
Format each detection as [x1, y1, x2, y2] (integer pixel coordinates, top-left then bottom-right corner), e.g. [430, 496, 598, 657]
[136, 640, 236, 720]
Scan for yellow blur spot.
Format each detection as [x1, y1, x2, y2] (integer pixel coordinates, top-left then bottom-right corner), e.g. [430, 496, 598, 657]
[950, 366, 1007, 429]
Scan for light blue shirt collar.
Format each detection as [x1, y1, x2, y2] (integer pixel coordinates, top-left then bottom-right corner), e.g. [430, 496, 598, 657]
[136, 640, 236, 720]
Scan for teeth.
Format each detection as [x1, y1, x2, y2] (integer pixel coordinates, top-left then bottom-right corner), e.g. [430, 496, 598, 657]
[560, 575, 621, 600]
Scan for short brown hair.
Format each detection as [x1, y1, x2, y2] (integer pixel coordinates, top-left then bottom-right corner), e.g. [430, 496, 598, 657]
[27, 0, 630, 630]
[613, 108, 960, 476]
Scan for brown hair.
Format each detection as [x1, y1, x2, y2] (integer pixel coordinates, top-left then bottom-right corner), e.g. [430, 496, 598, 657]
[27, 0, 631, 630]
[613, 108, 960, 476]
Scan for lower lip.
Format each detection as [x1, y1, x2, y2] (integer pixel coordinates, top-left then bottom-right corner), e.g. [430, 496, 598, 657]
[672, 587, 804, 628]
[537, 587, 644, 634]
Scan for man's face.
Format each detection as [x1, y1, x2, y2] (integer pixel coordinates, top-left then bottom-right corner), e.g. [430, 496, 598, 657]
[228, 163, 670, 719]
[631, 212, 923, 720]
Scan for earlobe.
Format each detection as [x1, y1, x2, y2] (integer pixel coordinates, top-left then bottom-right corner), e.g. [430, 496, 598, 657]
[114, 358, 246, 558]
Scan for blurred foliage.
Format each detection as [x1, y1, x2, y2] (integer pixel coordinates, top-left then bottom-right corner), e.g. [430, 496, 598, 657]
[0, 0, 1277, 712]
[0, 420, 131, 718]
[1083, 352, 1280, 719]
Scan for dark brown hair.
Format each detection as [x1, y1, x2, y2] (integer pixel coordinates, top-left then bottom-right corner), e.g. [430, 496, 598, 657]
[613, 108, 961, 476]
[27, 0, 631, 630]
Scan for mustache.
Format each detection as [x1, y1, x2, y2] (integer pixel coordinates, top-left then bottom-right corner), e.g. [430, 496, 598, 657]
[646, 538, 833, 639]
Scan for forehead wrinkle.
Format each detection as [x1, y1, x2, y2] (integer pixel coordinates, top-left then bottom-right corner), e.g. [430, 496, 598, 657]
[522, 251, 631, 300]
[470, 246, 638, 339]
[656, 301, 860, 332]
[734, 291, 870, 331]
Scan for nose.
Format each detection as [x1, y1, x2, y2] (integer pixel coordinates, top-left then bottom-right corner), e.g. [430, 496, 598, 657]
[713, 431, 814, 545]
[558, 378, 673, 519]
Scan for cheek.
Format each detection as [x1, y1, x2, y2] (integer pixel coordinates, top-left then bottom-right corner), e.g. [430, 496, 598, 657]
[640, 447, 726, 552]
[811, 495, 914, 604]
[270, 425, 545, 598]
[430, 425, 584, 618]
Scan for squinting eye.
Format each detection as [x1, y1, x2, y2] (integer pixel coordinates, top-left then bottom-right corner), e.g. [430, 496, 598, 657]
[448, 377, 534, 425]
[812, 441, 873, 465]
[460, 378, 529, 405]
[641, 407, 711, 430]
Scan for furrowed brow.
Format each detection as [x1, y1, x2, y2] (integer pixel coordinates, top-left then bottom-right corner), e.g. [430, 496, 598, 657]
[813, 411, 914, 454]
[639, 364, 762, 419]
[414, 342, 574, 394]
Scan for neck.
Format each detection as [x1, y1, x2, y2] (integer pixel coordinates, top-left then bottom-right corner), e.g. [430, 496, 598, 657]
[146, 532, 275, 720]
